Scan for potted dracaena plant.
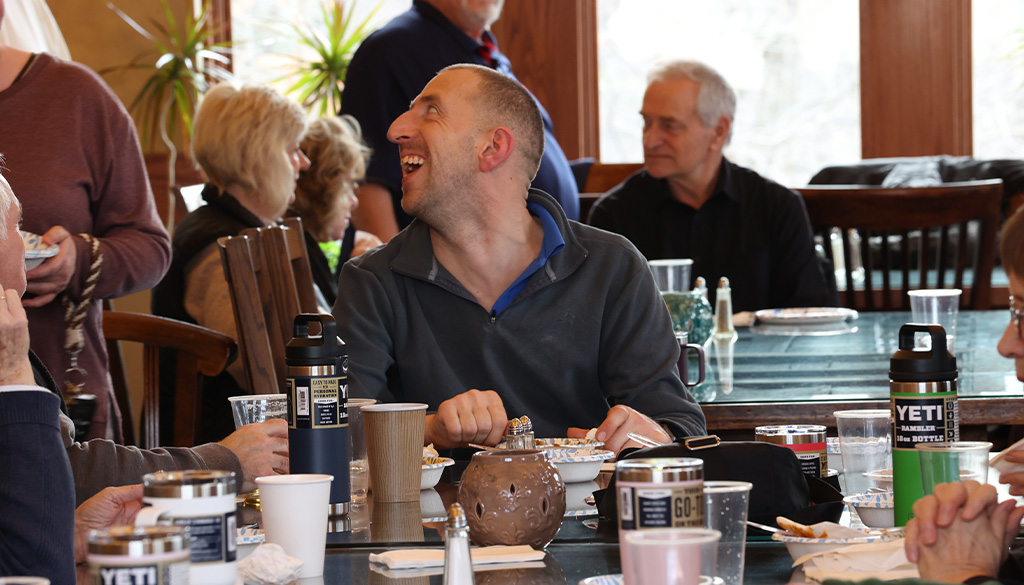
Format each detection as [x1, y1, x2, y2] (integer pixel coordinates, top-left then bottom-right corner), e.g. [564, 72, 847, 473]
[273, 0, 383, 116]
[101, 0, 231, 231]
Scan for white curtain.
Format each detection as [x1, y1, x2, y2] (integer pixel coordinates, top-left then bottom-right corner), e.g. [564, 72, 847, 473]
[0, 0, 71, 60]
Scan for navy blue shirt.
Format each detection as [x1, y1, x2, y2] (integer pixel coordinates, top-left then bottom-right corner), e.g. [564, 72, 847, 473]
[340, 0, 580, 227]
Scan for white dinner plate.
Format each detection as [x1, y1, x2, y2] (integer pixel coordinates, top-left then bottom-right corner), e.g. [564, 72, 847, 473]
[755, 307, 859, 325]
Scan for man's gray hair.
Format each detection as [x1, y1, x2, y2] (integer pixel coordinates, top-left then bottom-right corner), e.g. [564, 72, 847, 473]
[648, 60, 736, 145]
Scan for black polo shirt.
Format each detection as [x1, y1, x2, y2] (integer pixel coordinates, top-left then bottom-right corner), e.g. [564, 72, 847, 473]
[587, 158, 831, 312]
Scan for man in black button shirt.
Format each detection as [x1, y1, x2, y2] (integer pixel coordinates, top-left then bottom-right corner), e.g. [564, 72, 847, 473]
[587, 60, 832, 312]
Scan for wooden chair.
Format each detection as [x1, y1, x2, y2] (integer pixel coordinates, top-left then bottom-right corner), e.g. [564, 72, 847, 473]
[797, 179, 1003, 311]
[579, 162, 644, 221]
[219, 218, 319, 395]
[102, 311, 235, 449]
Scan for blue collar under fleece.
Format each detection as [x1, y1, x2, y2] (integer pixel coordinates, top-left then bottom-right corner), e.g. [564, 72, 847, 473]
[489, 202, 565, 315]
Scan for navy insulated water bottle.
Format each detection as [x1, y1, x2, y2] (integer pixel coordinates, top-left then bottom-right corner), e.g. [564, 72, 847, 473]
[286, 313, 350, 516]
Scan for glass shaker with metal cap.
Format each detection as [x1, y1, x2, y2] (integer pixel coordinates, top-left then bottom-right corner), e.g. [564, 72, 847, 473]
[286, 313, 350, 517]
[890, 323, 958, 526]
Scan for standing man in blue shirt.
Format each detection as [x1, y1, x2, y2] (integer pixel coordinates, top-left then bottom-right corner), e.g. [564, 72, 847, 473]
[341, 0, 580, 242]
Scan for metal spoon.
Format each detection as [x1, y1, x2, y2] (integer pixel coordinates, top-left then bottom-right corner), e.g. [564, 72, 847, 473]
[745, 520, 780, 533]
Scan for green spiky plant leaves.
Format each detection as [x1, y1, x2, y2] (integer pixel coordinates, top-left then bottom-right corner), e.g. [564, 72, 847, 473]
[276, 0, 383, 117]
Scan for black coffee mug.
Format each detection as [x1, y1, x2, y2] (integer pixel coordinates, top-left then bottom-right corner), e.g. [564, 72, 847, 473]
[675, 331, 706, 387]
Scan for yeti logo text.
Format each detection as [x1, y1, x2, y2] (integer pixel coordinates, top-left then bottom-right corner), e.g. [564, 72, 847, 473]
[99, 566, 158, 585]
[896, 404, 943, 422]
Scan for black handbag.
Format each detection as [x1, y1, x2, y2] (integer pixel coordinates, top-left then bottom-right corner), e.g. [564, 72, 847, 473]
[596, 436, 845, 528]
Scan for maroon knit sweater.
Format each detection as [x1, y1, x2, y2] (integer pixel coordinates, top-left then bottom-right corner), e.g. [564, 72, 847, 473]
[0, 53, 171, 440]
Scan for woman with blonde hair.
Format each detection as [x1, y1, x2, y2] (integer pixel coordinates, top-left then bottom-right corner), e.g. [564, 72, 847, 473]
[151, 82, 309, 443]
[289, 115, 380, 306]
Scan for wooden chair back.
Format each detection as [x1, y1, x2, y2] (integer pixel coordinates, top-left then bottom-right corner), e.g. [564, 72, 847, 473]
[797, 179, 1003, 311]
[579, 163, 644, 222]
[219, 218, 319, 395]
[102, 311, 235, 449]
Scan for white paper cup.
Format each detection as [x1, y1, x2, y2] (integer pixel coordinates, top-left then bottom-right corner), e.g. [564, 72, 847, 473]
[623, 528, 720, 585]
[256, 474, 333, 578]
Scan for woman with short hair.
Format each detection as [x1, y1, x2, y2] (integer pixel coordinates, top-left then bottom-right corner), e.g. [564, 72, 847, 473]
[151, 83, 309, 444]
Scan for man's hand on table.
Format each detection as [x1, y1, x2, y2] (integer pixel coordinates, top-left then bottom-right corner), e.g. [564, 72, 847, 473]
[568, 405, 671, 455]
[905, 480, 1024, 582]
[424, 389, 507, 449]
[74, 484, 144, 563]
[219, 419, 289, 492]
[0, 284, 34, 386]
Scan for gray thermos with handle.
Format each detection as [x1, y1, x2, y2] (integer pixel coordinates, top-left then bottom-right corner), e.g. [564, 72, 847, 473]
[286, 313, 350, 516]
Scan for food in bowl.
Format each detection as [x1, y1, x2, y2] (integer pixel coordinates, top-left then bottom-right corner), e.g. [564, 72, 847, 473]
[535, 437, 606, 450]
[420, 456, 454, 490]
[843, 492, 894, 528]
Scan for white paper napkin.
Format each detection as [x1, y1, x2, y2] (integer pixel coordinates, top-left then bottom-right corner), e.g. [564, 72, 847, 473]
[237, 543, 303, 585]
[793, 539, 919, 582]
[368, 544, 545, 569]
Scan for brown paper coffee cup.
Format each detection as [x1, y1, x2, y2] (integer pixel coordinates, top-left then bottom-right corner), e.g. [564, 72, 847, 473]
[362, 403, 427, 503]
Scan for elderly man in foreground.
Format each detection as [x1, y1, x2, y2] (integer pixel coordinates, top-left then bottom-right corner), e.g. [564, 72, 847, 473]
[0, 171, 289, 505]
[332, 64, 705, 454]
[587, 60, 831, 312]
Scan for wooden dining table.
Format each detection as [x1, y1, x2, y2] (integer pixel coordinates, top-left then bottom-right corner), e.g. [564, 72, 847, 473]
[696, 310, 1022, 439]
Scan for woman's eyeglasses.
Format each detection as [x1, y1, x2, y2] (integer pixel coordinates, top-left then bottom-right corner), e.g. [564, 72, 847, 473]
[1011, 296, 1024, 340]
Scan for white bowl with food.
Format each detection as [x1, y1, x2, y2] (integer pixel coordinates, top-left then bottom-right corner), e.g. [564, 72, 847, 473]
[843, 492, 894, 528]
[20, 230, 58, 270]
[421, 456, 454, 490]
[773, 530, 900, 561]
[535, 437, 606, 450]
[545, 448, 615, 483]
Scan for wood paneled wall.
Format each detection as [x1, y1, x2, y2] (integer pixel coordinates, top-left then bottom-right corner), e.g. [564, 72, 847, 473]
[860, 0, 972, 158]
[491, 0, 600, 160]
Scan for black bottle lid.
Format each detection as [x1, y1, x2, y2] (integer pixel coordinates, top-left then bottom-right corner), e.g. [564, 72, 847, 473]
[286, 313, 345, 365]
[889, 323, 957, 383]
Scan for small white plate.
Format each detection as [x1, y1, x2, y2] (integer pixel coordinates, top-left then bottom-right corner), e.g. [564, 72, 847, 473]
[20, 230, 58, 269]
[580, 575, 715, 585]
[755, 307, 859, 325]
[421, 456, 454, 490]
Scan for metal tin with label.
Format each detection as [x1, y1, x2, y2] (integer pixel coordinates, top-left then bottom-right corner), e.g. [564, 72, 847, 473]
[88, 526, 190, 585]
[616, 457, 704, 531]
[755, 424, 828, 478]
[139, 469, 237, 585]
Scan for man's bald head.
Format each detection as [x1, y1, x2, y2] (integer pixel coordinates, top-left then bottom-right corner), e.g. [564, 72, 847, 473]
[440, 64, 544, 184]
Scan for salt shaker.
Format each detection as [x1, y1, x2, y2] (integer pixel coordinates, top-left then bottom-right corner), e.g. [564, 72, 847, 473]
[713, 277, 737, 342]
[443, 503, 476, 585]
[502, 417, 533, 449]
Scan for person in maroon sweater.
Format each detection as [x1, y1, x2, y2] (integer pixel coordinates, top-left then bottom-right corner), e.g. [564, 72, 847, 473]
[0, 0, 172, 441]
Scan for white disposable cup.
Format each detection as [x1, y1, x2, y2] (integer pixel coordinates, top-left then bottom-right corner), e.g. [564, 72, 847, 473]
[703, 481, 752, 585]
[228, 394, 288, 428]
[623, 528, 720, 585]
[256, 474, 334, 578]
[348, 398, 377, 504]
[834, 409, 892, 496]
[908, 289, 961, 351]
[648, 259, 693, 293]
